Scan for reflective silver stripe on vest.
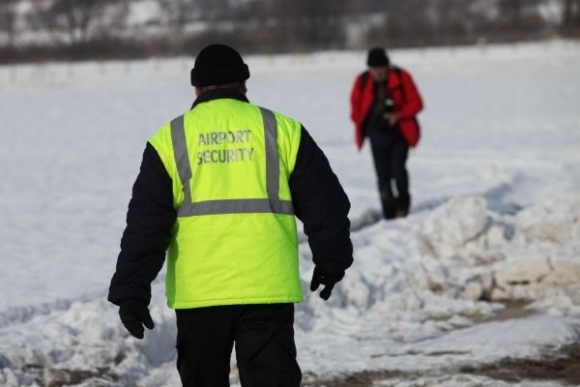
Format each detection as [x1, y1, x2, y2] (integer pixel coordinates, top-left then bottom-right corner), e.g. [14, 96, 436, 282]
[170, 108, 294, 216]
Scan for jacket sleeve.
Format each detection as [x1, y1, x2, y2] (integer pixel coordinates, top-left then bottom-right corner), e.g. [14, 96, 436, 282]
[349, 73, 365, 125]
[289, 127, 353, 278]
[107, 142, 176, 306]
[397, 69, 424, 119]
[350, 72, 368, 151]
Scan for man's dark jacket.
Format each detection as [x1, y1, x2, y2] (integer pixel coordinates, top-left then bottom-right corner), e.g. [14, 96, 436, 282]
[108, 89, 353, 305]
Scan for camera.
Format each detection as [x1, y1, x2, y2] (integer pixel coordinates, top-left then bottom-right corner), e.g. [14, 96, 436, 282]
[384, 96, 395, 113]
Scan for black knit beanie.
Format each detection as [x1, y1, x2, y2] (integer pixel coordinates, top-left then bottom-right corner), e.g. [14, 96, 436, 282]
[366, 47, 390, 67]
[190, 44, 250, 87]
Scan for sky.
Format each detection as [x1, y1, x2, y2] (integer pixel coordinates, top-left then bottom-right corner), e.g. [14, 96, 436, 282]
[0, 39, 579, 386]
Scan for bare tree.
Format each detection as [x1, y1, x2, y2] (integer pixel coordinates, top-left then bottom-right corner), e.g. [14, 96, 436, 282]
[434, 0, 473, 44]
[498, 0, 523, 30]
[368, 1, 435, 48]
[255, 0, 349, 51]
[161, 0, 191, 51]
[0, 0, 19, 47]
[29, 0, 118, 46]
[562, 0, 580, 34]
[105, 0, 131, 35]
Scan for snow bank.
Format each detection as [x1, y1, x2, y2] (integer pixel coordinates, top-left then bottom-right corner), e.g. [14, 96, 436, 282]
[2, 195, 580, 386]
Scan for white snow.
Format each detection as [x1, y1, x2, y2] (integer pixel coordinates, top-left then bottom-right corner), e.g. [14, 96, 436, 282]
[0, 39, 579, 386]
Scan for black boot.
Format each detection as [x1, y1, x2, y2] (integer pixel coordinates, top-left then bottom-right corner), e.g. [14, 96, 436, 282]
[395, 194, 411, 218]
[382, 198, 397, 220]
[379, 185, 396, 220]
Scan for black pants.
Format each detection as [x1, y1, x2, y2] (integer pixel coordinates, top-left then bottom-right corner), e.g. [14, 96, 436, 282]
[370, 137, 410, 219]
[175, 304, 301, 387]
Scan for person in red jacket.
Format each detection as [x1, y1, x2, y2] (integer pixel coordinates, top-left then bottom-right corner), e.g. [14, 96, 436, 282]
[350, 47, 424, 219]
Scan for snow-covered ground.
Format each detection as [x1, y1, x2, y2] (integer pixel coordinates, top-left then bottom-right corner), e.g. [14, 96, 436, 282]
[0, 40, 579, 386]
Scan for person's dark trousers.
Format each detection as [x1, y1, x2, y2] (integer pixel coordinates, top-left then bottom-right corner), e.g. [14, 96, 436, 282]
[175, 303, 301, 387]
[370, 136, 410, 219]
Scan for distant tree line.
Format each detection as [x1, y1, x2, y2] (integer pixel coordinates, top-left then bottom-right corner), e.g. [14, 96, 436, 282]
[0, 0, 579, 63]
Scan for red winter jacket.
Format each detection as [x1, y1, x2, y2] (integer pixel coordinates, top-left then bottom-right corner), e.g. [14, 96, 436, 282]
[350, 66, 424, 150]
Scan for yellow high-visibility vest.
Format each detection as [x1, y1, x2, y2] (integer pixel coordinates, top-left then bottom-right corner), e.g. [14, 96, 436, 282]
[149, 98, 303, 309]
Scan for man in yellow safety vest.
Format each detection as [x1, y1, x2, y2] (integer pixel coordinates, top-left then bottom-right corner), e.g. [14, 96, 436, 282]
[108, 44, 353, 387]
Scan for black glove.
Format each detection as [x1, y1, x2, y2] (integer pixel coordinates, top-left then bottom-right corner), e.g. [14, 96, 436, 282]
[309, 267, 343, 301]
[119, 300, 154, 339]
